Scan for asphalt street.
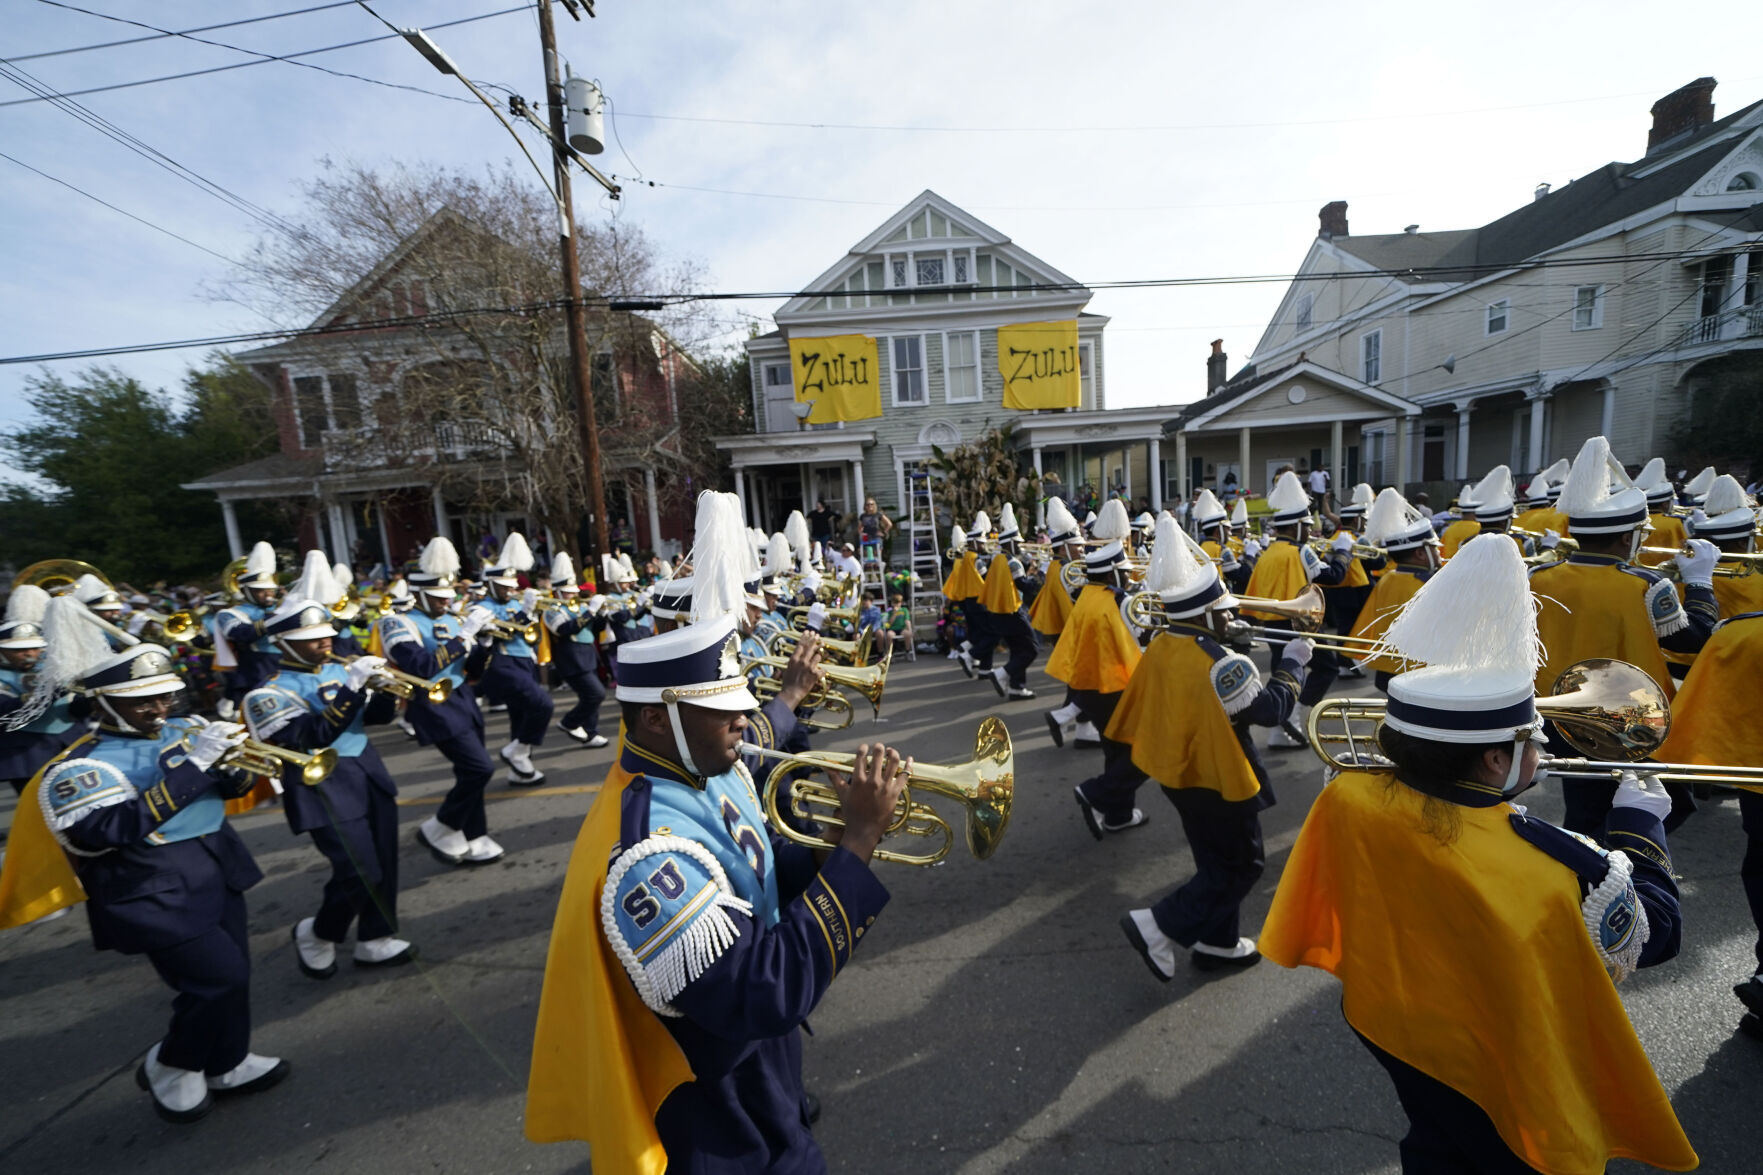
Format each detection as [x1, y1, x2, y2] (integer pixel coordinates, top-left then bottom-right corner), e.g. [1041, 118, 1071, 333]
[3, 653, 1761, 1174]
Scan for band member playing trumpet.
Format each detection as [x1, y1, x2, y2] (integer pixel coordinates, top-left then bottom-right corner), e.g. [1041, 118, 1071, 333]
[1262, 534, 1693, 1174]
[1347, 489, 1441, 693]
[1034, 498, 1084, 742]
[245, 580, 414, 979]
[214, 542, 284, 706]
[1053, 540, 1148, 835]
[27, 597, 287, 1123]
[1534, 437, 1717, 835]
[542, 553, 611, 749]
[471, 532, 553, 786]
[0, 585, 80, 794]
[1634, 458, 1686, 568]
[980, 503, 1041, 700]
[1246, 471, 1352, 749]
[1113, 519, 1313, 977]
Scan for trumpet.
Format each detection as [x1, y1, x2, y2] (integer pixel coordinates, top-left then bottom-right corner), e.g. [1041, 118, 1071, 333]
[1308, 538, 1388, 560]
[1638, 546, 1760, 578]
[223, 738, 338, 787]
[324, 654, 451, 703]
[129, 609, 200, 640]
[766, 625, 874, 667]
[742, 648, 891, 719]
[750, 674, 856, 730]
[747, 716, 1014, 866]
[482, 617, 540, 644]
[1304, 657, 1763, 788]
[786, 604, 859, 630]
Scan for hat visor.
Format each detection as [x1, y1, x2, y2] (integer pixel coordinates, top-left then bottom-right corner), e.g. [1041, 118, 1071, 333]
[279, 622, 338, 640]
[0, 637, 48, 649]
[237, 575, 279, 589]
[615, 680, 760, 711]
[416, 586, 457, 599]
[486, 573, 520, 587]
[93, 674, 185, 698]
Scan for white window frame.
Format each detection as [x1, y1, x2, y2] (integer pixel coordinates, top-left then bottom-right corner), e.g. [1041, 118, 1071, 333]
[1078, 340, 1095, 405]
[942, 330, 981, 404]
[1485, 299, 1510, 335]
[1360, 329, 1382, 384]
[1572, 285, 1604, 330]
[915, 254, 946, 287]
[890, 334, 927, 406]
[1294, 292, 1313, 331]
[884, 246, 976, 289]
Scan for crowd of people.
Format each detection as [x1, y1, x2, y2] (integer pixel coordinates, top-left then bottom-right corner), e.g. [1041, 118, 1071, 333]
[3, 433, 1760, 1171]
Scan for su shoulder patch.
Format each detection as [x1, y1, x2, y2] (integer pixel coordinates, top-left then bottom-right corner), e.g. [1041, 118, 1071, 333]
[1509, 814, 1649, 981]
[1210, 651, 1263, 717]
[376, 614, 420, 650]
[243, 686, 307, 740]
[39, 757, 137, 856]
[1298, 544, 1323, 581]
[1640, 575, 1688, 638]
[601, 834, 756, 1016]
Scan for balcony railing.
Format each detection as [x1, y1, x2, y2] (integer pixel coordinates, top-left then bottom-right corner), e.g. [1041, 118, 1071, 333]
[1677, 303, 1763, 348]
[321, 420, 515, 470]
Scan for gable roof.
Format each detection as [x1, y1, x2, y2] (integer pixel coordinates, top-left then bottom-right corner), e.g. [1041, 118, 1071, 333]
[1167, 358, 1419, 433]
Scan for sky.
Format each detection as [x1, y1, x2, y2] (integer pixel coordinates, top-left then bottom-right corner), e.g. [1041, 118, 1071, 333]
[4, 0, 1762, 482]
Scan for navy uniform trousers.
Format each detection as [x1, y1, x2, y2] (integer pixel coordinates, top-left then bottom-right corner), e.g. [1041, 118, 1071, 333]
[1072, 688, 1148, 825]
[301, 754, 401, 942]
[994, 608, 1041, 689]
[386, 637, 495, 840]
[477, 653, 554, 746]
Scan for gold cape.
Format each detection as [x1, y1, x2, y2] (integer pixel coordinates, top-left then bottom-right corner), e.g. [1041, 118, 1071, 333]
[941, 551, 983, 601]
[1105, 633, 1259, 801]
[1045, 584, 1140, 693]
[1243, 543, 1307, 620]
[1348, 568, 1427, 675]
[1659, 614, 1763, 785]
[977, 552, 1021, 614]
[1531, 560, 1676, 699]
[1026, 562, 1072, 635]
[1440, 518, 1481, 559]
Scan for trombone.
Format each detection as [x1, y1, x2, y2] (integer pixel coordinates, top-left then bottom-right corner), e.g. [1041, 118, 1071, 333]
[747, 716, 1014, 866]
[1118, 585, 1327, 630]
[1304, 657, 1763, 788]
[1060, 555, 1147, 594]
[1638, 545, 1760, 578]
[324, 654, 452, 704]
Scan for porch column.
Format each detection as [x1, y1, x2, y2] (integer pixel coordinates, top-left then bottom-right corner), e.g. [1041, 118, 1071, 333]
[1329, 419, 1344, 496]
[733, 466, 747, 526]
[799, 462, 812, 517]
[1723, 252, 1751, 340]
[851, 459, 865, 519]
[1121, 446, 1131, 500]
[374, 497, 394, 574]
[1454, 402, 1474, 481]
[1031, 446, 1045, 527]
[1395, 415, 1411, 489]
[1600, 383, 1616, 438]
[1173, 430, 1188, 506]
[1526, 391, 1549, 472]
[642, 467, 663, 551]
[430, 484, 448, 539]
[1147, 436, 1163, 511]
[220, 499, 244, 559]
[1238, 427, 1252, 497]
[327, 501, 351, 565]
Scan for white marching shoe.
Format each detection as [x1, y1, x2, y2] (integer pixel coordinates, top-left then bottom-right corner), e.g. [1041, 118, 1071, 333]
[1192, 936, 1262, 972]
[1119, 909, 1178, 982]
[395, 715, 417, 739]
[1267, 717, 1307, 749]
[466, 834, 505, 864]
[417, 816, 470, 865]
[291, 917, 337, 979]
[989, 667, 1009, 698]
[1072, 721, 1102, 749]
[354, 935, 416, 967]
[501, 740, 545, 786]
[136, 1042, 212, 1123]
[207, 1052, 290, 1096]
[1044, 701, 1080, 747]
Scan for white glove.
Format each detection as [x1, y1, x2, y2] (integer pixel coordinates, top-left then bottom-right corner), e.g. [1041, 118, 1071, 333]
[1282, 638, 1315, 669]
[521, 588, 539, 613]
[189, 720, 247, 773]
[1331, 533, 1355, 554]
[806, 602, 828, 632]
[1612, 771, 1672, 821]
[1542, 528, 1560, 550]
[1687, 508, 1708, 533]
[1242, 538, 1262, 559]
[461, 607, 492, 641]
[1674, 538, 1719, 588]
[344, 655, 388, 692]
[586, 594, 607, 616]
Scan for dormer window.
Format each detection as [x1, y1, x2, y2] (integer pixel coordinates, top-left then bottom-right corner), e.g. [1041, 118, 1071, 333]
[915, 256, 945, 286]
[885, 247, 977, 289]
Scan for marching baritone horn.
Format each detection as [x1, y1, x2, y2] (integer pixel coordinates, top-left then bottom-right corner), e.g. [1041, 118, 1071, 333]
[765, 625, 874, 667]
[325, 654, 452, 703]
[13, 559, 112, 595]
[742, 647, 891, 725]
[748, 716, 1015, 866]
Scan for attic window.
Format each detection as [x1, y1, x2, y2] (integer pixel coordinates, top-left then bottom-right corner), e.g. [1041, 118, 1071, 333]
[915, 256, 945, 286]
[1729, 172, 1760, 192]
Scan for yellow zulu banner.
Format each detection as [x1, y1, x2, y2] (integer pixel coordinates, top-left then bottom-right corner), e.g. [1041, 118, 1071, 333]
[788, 334, 882, 423]
[998, 320, 1082, 410]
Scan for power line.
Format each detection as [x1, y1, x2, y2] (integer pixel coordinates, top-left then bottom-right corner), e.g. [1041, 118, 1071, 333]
[0, 149, 244, 266]
[13, 0, 364, 61]
[0, 5, 533, 108]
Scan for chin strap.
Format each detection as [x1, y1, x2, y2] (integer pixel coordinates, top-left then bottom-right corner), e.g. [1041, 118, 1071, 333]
[662, 697, 700, 777]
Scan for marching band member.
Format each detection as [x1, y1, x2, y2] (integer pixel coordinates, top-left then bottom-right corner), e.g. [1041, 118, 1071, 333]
[756, 536, 795, 644]
[1656, 607, 1763, 1033]
[1438, 483, 1482, 558]
[1192, 489, 1250, 593]
[1035, 497, 1085, 742]
[1318, 483, 1379, 679]
[214, 542, 283, 703]
[1261, 534, 1693, 1175]
[954, 511, 996, 679]
[1634, 458, 1686, 568]
[942, 522, 985, 672]
[1533, 436, 1717, 835]
[1681, 466, 1717, 511]
[378, 537, 503, 866]
[648, 574, 696, 636]
[543, 553, 611, 749]
[244, 572, 413, 978]
[1689, 475, 1763, 617]
[1112, 519, 1312, 978]
[1244, 471, 1351, 749]
[1347, 489, 1441, 693]
[30, 597, 287, 1123]
[1052, 540, 1149, 835]
[0, 585, 79, 794]
[471, 532, 553, 786]
[1228, 498, 1250, 558]
[980, 504, 1041, 700]
[1512, 457, 1570, 538]
[328, 562, 367, 656]
[1468, 466, 1520, 551]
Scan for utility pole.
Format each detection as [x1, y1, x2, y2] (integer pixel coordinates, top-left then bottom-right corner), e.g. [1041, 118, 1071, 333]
[535, 0, 611, 559]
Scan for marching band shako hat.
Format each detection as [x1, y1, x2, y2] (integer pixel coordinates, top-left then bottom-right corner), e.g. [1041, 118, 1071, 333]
[1, 584, 51, 649]
[1376, 534, 1544, 763]
[1082, 510, 1098, 529]
[80, 644, 186, 699]
[552, 552, 580, 594]
[485, 532, 534, 587]
[410, 537, 462, 597]
[1470, 465, 1517, 524]
[1523, 458, 1570, 506]
[1229, 498, 1249, 530]
[73, 573, 124, 614]
[1191, 489, 1229, 531]
[1560, 436, 1649, 536]
[1683, 466, 1717, 506]
[0, 621, 46, 649]
[1633, 458, 1675, 509]
[649, 576, 696, 622]
[1045, 497, 1082, 545]
[1089, 499, 1131, 541]
[1692, 475, 1756, 543]
[1145, 516, 1235, 618]
[1267, 471, 1313, 527]
[1363, 487, 1438, 553]
[1132, 511, 1155, 532]
[949, 523, 969, 552]
[1083, 540, 1129, 578]
[996, 503, 1022, 544]
[263, 599, 338, 643]
[616, 614, 758, 777]
[237, 540, 279, 591]
[1337, 482, 1376, 520]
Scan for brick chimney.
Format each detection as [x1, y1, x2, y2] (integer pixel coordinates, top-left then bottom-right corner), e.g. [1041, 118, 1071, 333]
[1207, 339, 1228, 394]
[1318, 200, 1349, 240]
[1647, 77, 1716, 153]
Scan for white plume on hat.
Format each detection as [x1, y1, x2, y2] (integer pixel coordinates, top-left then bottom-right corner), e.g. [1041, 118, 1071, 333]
[5, 583, 50, 625]
[11, 595, 115, 728]
[1192, 489, 1228, 526]
[601, 553, 621, 585]
[1345, 483, 1376, 512]
[1633, 458, 1672, 501]
[950, 523, 968, 550]
[1377, 534, 1541, 676]
[1684, 466, 1717, 502]
[291, 549, 341, 606]
[72, 573, 113, 605]
[1266, 471, 1311, 518]
[684, 491, 756, 625]
[784, 510, 812, 570]
[1469, 465, 1515, 516]
[970, 510, 993, 537]
[1083, 510, 1098, 527]
[1156, 509, 1175, 525]
[1090, 499, 1132, 540]
[491, 532, 534, 573]
[1143, 517, 1206, 594]
[1364, 488, 1429, 548]
[1559, 436, 1638, 518]
[1523, 458, 1570, 502]
[420, 536, 461, 580]
[1702, 474, 1752, 517]
[551, 552, 576, 585]
[388, 579, 411, 602]
[1045, 497, 1080, 539]
[245, 540, 276, 578]
[1230, 499, 1249, 526]
[333, 563, 355, 591]
[764, 534, 792, 579]
[998, 502, 1019, 537]
[616, 553, 638, 582]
